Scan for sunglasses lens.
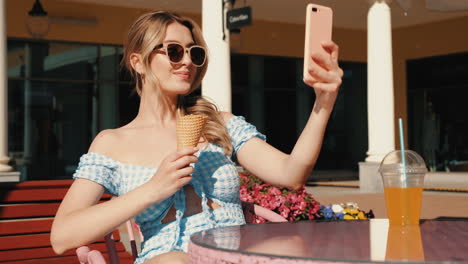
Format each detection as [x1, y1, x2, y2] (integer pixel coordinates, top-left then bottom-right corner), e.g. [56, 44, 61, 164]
[166, 43, 184, 63]
[190, 47, 206, 66]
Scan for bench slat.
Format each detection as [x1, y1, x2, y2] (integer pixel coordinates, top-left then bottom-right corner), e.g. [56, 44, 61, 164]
[0, 242, 127, 262]
[0, 255, 81, 264]
[0, 233, 52, 250]
[0, 189, 111, 203]
[0, 219, 53, 235]
[0, 247, 76, 261]
[0, 180, 126, 263]
[0, 253, 134, 264]
[0, 189, 69, 203]
[0, 233, 113, 251]
[0, 204, 60, 219]
[0, 180, 73, 190]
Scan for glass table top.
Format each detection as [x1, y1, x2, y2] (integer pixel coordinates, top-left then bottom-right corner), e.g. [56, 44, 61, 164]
[190, 219, 468, 263]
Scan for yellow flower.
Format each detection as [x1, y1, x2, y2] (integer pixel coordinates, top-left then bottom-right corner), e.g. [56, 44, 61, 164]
[345, 209, 359, 215]
[344, 214, 355, 220]
[357, 211, 366, 219]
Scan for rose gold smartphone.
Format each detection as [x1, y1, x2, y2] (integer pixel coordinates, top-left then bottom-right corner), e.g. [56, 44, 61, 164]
[303, 3, 333, 80]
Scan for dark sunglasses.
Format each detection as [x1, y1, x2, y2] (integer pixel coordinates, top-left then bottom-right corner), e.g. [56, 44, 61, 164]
[154, 42, 207, 67]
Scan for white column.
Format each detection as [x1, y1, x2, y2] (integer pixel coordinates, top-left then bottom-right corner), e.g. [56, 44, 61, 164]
[0, 0, 12, 172]
[202, 0, 232, 112]
[366, 0, 395, 162]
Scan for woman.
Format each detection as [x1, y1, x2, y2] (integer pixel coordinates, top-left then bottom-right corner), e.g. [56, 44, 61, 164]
[51, 11, 343, 264]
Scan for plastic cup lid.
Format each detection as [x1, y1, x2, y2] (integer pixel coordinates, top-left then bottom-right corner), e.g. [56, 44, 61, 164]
[378, 150, 428, 175]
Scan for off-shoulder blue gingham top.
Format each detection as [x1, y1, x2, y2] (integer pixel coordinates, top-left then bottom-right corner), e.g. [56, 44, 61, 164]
[73, 116, 266, 263]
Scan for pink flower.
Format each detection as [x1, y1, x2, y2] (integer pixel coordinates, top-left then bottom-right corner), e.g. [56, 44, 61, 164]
[287, 193, 299, 204]
[297, 197, 307, 211]
[268, 186, 282, 196]
[255, 216, 267, 224]
[279, 205, 291, 218]
[273, 195, 286, 208]
[239, 170, 321, 222]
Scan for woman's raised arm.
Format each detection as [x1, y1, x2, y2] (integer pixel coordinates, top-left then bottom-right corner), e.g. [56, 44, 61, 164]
[235, 41, 343, 190]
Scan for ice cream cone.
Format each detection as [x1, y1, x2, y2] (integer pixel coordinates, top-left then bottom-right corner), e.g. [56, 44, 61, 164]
[176, 114, 207, 150]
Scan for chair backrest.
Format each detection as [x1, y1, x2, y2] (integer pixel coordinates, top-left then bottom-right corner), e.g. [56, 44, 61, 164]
[76, 220, 139, 264]
[0, 180, 116, 263]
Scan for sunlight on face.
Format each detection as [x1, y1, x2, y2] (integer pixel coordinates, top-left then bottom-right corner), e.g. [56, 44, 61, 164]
[150, 22, 197, 97]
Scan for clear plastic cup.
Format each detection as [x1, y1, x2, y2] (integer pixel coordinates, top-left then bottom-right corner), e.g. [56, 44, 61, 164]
[379, 150, 428, 225]
[385, 225, 425, 261]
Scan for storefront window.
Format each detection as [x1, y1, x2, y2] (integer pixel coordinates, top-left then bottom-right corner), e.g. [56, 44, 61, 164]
[231, 53, 368, 176]
[7, 39, 127, 180]
[408, 52, 468, 172]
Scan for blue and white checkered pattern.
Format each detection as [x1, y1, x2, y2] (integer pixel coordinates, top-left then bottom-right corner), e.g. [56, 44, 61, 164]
[73, 116, 265, 263]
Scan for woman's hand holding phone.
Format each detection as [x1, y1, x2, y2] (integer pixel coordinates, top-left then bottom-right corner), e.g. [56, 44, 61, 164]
[303, 4, 343, 110]
[304, 41, 343, 109]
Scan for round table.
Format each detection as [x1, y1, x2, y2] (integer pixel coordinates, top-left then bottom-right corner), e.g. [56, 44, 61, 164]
[188, 219, 468, 263]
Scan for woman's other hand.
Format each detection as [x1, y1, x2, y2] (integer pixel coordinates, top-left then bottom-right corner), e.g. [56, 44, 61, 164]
[303, 40, 344, 110]
[147, 147, 199, 202]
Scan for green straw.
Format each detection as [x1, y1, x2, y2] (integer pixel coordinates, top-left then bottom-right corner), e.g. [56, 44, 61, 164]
[398, 118, 407, 187]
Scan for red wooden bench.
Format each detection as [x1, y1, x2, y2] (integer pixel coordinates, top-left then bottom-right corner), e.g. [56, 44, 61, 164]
[0, 180, 133, 264]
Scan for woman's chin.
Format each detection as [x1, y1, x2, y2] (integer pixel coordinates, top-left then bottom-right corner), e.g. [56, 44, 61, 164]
[162, 88, 192, 97]
[159, 81, 191, 94]
[178, 85, 192, 95]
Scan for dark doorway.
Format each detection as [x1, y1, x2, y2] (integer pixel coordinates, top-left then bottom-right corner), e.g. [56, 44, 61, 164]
[407, 52, 468, 172]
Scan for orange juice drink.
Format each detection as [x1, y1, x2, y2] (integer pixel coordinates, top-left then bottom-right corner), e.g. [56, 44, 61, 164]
[385, 225, 425, 261]
[384, 186, 423, 225]
[379, 150, 427, 226]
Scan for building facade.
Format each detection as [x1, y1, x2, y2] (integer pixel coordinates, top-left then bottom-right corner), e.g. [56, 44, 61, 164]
[3, 0, 468, 181]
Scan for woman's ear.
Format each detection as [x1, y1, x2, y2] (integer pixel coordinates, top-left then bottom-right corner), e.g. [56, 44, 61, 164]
[130, 53, 145, 74]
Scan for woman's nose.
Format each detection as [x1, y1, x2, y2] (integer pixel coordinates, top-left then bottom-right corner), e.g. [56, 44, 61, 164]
[181, 50, 193, 66]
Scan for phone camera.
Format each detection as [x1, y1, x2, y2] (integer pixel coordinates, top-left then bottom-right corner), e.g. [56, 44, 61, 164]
[312, 7, 318, 12]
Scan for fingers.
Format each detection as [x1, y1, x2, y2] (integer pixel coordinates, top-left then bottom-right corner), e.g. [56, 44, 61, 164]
[304, 41, 343, 88]
[321, 40, 339, 62]
[308, 41, 340, 72]
[312, 82, 341, 93]
[173, 155, 199, 169]
[306, 60, 341, 84]
[177, 175, 192, 188]
[172, 163, 194, 189]
[177, 166, 195, 177]
[311, 51, 334, 71]
[167, 147, 199, 162]
[160, 148, 199, 179]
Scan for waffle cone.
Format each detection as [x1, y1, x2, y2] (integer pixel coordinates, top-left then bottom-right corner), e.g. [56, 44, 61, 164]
[176, 114, 207, 150]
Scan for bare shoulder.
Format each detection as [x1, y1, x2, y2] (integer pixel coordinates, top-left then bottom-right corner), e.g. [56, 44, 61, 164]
[219, 111, 235, 123]
[88, 129, 121, 155]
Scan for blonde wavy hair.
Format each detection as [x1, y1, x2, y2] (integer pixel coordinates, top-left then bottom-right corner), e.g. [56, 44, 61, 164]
[122, 11, 232, 154]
